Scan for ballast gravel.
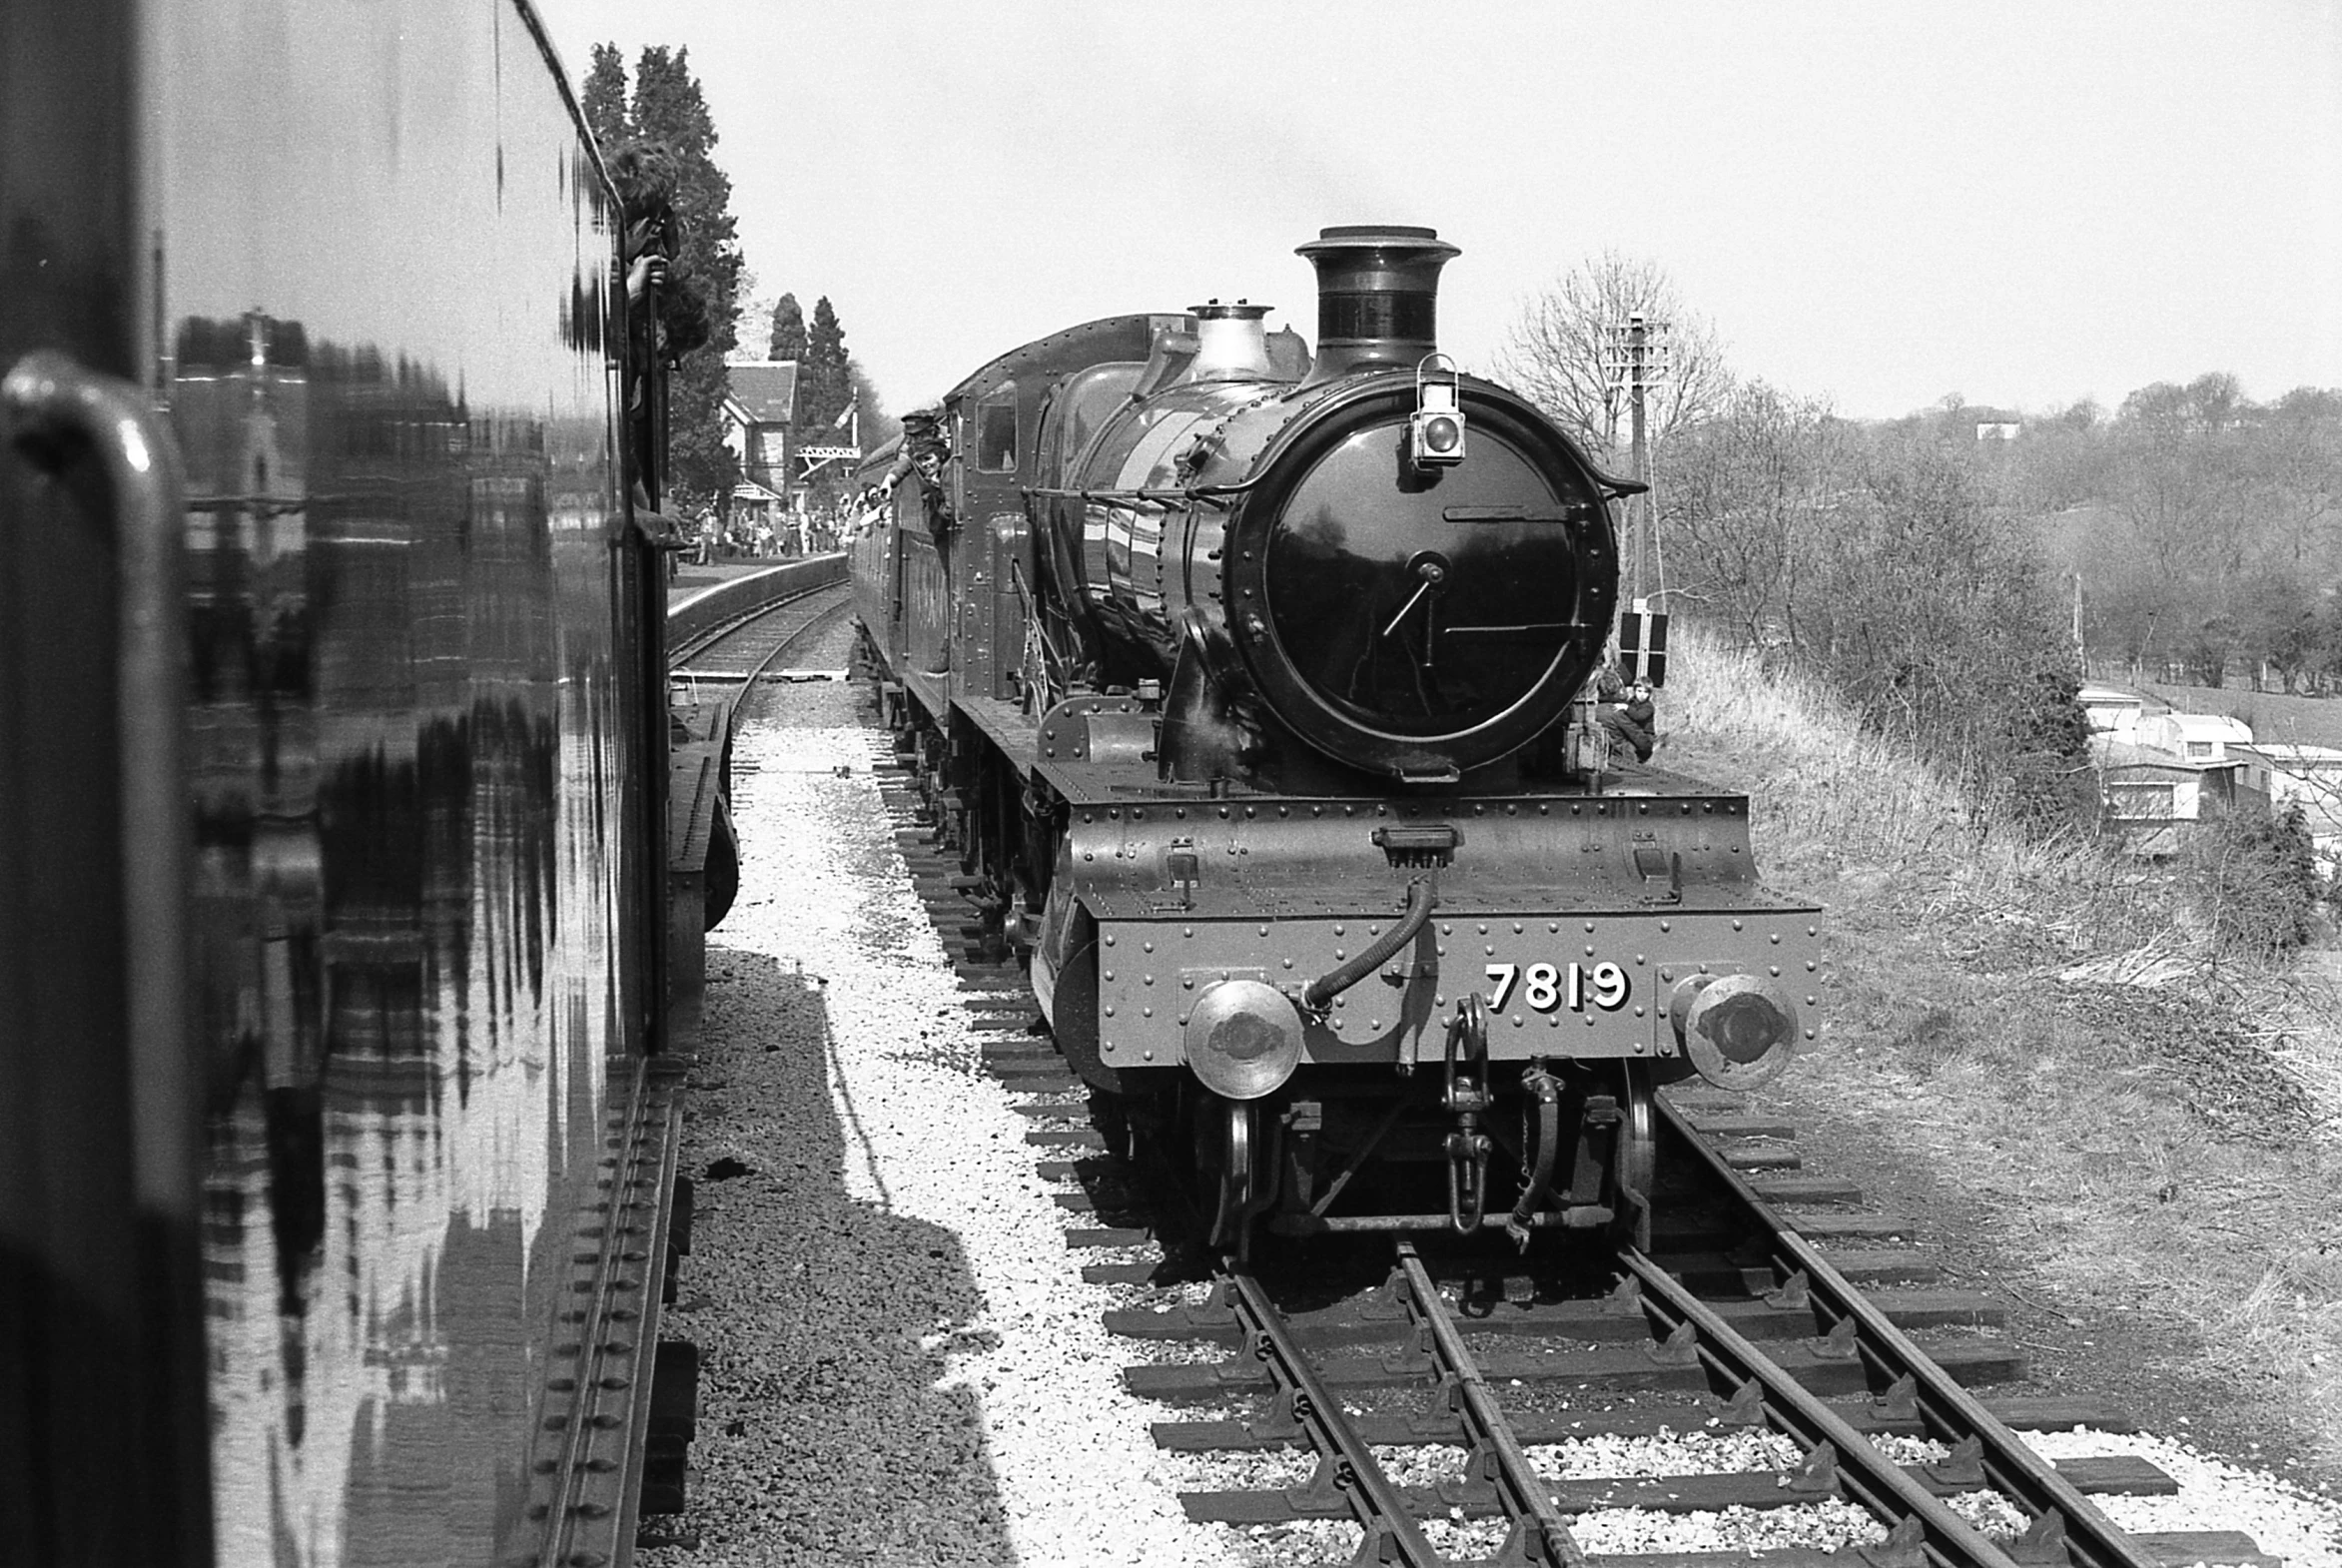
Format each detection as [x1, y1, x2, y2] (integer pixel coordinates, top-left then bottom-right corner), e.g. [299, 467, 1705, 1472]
[1528, 1428, 1802, 1478]
[1572, 1497, 1887, 1554]
[2022, 1427, 2342, 1568]
[640, 687, 1236, 1568]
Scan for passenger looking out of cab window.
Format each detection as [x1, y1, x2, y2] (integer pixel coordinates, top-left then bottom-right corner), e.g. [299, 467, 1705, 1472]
[608, 142, 710, 574]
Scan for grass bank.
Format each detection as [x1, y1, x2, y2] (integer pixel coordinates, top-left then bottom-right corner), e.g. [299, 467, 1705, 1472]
[1661, 622, 2342, 1484]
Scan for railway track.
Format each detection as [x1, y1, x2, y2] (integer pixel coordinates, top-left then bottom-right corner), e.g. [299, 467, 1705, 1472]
[864, 727, 2279, 1568]
[668, 577, 853, 684]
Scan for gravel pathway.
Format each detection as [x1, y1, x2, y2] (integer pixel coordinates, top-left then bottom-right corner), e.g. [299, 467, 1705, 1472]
[641, 675, 1235, 1568]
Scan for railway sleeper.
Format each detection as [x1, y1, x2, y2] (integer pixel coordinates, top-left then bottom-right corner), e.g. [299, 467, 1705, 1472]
[1172, 1450, 2179, 1525]
[1660, 1247, 1943, 1292]
[1107, 1283, 2004, 1348]
[1056, 1198, 1159, 1228]
[998, 1074, 1081, 1097]
[1150, 1387, 2138, 1452]
[1122, 1331, 2025, 1402]
[1752, 1174, 1869, 1204]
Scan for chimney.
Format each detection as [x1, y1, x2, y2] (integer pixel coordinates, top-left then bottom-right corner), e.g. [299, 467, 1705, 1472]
[1295, 225, 1460, 381]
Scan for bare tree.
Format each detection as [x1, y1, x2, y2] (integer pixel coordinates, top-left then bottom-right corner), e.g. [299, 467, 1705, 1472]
[1494, 252, 1733, 463]
[1666, 382, 1844, 651]
[2260, 387, 2342, 569]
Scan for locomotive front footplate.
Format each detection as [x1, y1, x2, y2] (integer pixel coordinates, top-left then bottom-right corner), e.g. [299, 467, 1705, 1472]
[1040, 788, 1822, 1078]
[1089, 904, 1821, 1070]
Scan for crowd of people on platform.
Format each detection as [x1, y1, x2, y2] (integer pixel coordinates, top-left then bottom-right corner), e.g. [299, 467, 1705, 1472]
[676, 510, 845, 564]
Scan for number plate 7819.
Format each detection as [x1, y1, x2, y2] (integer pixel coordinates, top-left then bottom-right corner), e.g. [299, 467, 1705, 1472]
[1485, 962, 1632, 1014]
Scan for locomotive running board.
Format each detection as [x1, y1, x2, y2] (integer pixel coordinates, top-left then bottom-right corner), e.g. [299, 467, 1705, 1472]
[668, 748, 720, 1051]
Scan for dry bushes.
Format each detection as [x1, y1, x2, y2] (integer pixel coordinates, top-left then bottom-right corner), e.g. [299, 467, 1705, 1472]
[1666, 397, 2098, 837]
[2185, 801, 2324, 963]
[1662, 620, 2342, 1475]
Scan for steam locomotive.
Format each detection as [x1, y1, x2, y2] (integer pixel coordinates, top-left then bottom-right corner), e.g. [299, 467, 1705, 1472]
[4, 3, 704, 1563]
[853, 227, 1822, 1253]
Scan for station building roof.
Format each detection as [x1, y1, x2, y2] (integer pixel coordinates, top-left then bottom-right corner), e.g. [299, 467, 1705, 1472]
[726, 362, 798, 425]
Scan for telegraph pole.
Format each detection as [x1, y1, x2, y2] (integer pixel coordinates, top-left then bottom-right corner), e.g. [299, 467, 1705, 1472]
[1602, 313, 1670, 632]
[1627, 316, 1651, 601]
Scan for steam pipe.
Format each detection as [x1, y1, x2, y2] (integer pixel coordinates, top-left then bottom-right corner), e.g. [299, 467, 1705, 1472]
[1299, 877, 1435, 1013]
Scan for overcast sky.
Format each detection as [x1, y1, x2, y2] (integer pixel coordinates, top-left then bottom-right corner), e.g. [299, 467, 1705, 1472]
[542, 0, 2341, 419]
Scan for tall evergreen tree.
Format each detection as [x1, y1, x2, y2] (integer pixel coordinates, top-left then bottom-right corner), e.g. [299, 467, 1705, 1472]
[768, 294, 806, 364]
[580, 43, 630, 150]
[797, 296, 851, 434]
[627, 46, 745, 516]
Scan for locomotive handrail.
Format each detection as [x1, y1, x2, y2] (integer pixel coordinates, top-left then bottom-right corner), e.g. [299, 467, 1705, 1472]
[3, 349, 199, 1219]
[1022, 474, 1269, 507]
[1297, 876, 1435, 1014]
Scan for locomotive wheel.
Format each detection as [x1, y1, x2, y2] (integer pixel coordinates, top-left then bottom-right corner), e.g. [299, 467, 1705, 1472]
[1614, 1063, 1658, 1249]
[1205, 1099, 1258, 1257]
[1091, 1089, 1134, 1163]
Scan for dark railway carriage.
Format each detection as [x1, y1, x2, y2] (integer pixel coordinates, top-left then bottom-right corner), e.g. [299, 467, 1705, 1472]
[856, 228, 1824, 1253]
[3, 3, 702, 1564]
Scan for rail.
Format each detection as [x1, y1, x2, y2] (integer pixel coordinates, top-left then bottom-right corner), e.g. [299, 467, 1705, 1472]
[1138, 1115, 2203, 1568]
[1655, 1098, 2163, 1568]
[668, 582, 850, 675]
[1612, 1249, 2019, 1568]
[1213, 1267, 1449, 1566]
[1389, 1241, 1581, 1566]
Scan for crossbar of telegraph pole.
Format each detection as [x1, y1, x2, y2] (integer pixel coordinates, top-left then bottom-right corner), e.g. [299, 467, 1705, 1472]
[1601, 313, 1671, 613]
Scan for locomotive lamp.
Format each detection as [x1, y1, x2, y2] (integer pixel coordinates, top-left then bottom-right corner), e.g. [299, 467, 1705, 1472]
[1411, 354, 1466, 467]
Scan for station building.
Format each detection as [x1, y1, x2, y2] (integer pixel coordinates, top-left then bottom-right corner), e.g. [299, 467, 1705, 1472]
[721, 361, 798, 542]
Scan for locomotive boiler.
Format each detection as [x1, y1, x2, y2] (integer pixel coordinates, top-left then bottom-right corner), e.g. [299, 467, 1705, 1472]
[854, 227, 1822, 1251]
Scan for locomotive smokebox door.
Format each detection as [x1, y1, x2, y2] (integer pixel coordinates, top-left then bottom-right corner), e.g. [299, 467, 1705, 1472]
[1619, 598, 1669, 687]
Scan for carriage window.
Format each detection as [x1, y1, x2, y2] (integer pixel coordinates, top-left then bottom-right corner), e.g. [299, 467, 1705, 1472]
[976, 390, 1018, 471]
